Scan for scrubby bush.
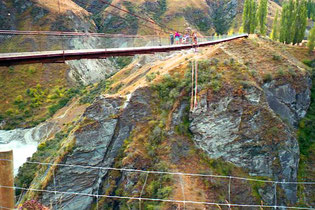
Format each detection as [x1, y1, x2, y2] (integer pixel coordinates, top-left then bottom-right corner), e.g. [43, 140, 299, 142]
[272, 54, 281, 61]
[146, 174, 173, 199]
[8, 66, 14, 73]
[250, 69, 258, 78]
[151, 74, 183, 104]
[146, 73, 157, 82]
[14, 95, 23, 104]
[263, 73, 273, 82]
[80, 81, 108, 104]
[303, 59, 315, 68]
[5, 108, 15, 116]
[27, 66, 37, 74]
[277, 68, 285, 76]
[48, 97, 70, 115]
[240, 80, 255, 88]
[115, 56, 133, 69]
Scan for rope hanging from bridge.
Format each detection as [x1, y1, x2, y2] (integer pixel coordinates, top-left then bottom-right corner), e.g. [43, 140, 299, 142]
[190, 60, 195, 111]
[195, 60, 198, 108]
[190, 59, 198, 112]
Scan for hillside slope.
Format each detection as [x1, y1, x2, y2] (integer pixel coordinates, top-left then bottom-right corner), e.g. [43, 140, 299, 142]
[15, 36, 315, 209]
[0, 0, 285, 130]
[74, 0, 281, 35]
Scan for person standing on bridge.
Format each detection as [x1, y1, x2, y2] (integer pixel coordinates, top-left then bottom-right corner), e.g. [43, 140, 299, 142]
[170, 33, 174, 45]
[193, 32, 198, 45]
[175, 32, 180, 45]
[192, 32, 198, 52]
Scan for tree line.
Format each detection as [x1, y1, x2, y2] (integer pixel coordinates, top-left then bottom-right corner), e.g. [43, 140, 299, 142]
[242, 0, 314, 52]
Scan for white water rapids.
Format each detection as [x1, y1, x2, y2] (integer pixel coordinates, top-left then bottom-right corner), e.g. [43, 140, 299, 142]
[0, 122, 57, 175]
[0, 128, 39, 175]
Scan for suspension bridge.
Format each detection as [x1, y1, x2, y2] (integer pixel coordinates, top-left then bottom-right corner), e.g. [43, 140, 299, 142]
[0, 32, 248, 66]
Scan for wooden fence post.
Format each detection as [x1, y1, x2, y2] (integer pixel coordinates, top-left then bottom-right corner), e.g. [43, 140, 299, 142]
[0, 150, 14, 209]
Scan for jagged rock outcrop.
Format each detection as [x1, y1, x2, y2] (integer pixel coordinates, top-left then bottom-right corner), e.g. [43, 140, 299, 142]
[189, 77, 311, 205]
[263, 78, 312, 127]
[41, 87, 152, 209]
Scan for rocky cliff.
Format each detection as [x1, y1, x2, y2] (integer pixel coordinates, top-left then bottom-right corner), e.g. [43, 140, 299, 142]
[15, 36, 314, 209]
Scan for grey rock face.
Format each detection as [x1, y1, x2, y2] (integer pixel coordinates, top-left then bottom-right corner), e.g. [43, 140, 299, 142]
[263, 78, 312, 127]
[189, 83, 309, 205]
[0, 1, 17, 30]
[41, 87, 152, 209]
[0, 122, 58, 145]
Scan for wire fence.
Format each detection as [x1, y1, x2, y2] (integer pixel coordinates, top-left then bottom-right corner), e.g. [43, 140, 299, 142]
[0, 158, 314, 209]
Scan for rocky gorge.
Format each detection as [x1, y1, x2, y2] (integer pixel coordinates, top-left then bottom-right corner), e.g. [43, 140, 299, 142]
[0, 1, 314, 209]
[9, 36, 313, 209]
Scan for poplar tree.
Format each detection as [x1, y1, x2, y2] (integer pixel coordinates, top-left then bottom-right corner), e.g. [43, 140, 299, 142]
[280, 0, 296, 44]
[293, 0, 308, 44]
[308, 25, 315, 52]
[307, 0, 315, 20]
[257, 0, 268, 35]
[243, 0, 251, 33]
[250, 0, 258, 33]
[242, 0, 258, 34]
[270, 10, 279, 40]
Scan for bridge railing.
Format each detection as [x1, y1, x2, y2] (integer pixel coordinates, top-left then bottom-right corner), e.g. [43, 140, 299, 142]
[0, 33, 246, 53]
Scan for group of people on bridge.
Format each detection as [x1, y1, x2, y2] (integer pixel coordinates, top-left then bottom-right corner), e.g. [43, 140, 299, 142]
[170, 28, 198, 45]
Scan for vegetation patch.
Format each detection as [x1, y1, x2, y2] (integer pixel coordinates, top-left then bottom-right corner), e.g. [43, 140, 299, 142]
[2, 83, 80, 129]
[80, 80, 111, 104]
[298, 70, 315, 156]
[109, 56, 133, 69]
[15, 131, 68, 196]
[0, 63, 74, 129]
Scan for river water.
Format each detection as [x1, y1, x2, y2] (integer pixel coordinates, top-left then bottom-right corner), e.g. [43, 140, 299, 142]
[0, 128, 39, 175]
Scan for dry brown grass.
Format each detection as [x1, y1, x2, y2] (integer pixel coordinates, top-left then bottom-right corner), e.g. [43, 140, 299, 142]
[33, 0, 89, 16]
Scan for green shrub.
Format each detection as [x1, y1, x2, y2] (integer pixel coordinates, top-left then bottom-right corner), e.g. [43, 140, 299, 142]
[80, 81, 108, 104]
[146, 73, 157, 82]
[14, 95, 23, 104]
[210, 58, 219, 66]
[230, 58, 235, 64]
[250, 69, 258, 78]
[146, 175, 173, 199]
[5, 108, 15, 116]
[156, 186, 172, 199]
[210, 79, 222, 92]
[263, 73, 273, 83]
[146, 204, 162, 210]
[151, 74, 183, 104]
[48, 96, 71, 115]
[240, 80, 255, 88]
[303, 59, 313, 67]
[27, 66, 37, 74]
[277, 68, 285, 77]
[272, 54, 281, 61]
[115, 56, 133, 69]
[8, 66, 14, 73]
